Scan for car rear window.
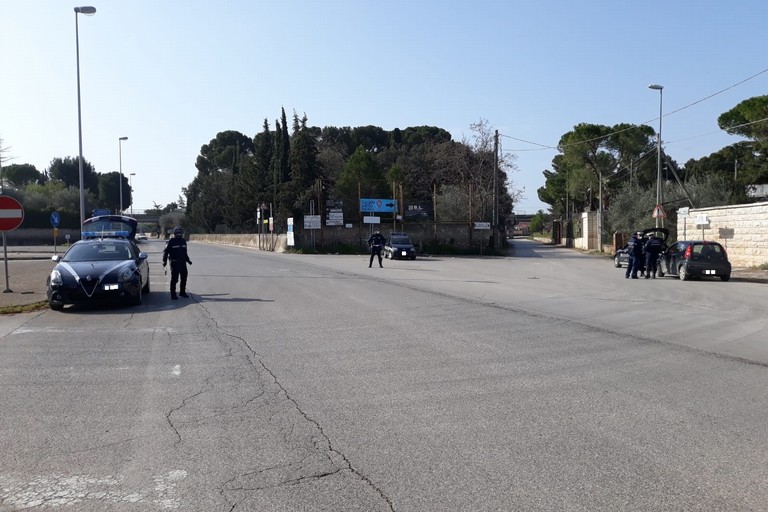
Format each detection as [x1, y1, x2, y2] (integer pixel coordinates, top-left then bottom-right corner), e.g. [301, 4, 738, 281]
[691, 243, 726, 260]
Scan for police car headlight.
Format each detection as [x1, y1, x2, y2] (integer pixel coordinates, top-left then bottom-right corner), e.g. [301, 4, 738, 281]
[50, 269, 62, 286]
[117, 267, 135, 282]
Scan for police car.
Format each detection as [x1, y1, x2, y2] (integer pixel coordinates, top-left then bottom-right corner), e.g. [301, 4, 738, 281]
[613, 228, 669, 268]
[46, 215, 150, 310]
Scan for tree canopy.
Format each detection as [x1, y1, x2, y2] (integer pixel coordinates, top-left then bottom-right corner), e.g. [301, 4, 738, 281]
[538, 94, 768, 237]
[183, 115, 518, 233]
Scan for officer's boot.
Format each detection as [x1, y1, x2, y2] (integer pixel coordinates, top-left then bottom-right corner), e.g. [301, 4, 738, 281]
[171, 288, 178, 300]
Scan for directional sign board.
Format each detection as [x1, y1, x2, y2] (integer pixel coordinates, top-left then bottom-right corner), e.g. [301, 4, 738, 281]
[0, 196, 25, 232]
[50, 211, 61, 227]
[360, 198, 397, 213]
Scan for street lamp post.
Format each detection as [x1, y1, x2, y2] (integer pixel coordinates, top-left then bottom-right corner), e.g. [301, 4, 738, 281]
[648, 83, 664, 228]
[118, 136, 128, 213]
[75, 6, 96, 229]
[129, 173, 136, 215]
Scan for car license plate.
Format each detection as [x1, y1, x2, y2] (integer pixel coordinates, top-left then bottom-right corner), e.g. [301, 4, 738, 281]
[704, 269, 716, 275]
[401, 251, 407, 256]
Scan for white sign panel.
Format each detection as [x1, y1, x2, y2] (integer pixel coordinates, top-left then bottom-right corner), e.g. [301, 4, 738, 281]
[695, 215, 710, 227]
[287, 217, 294, 246]
[363, 216, 381, 224]
[474, 222, 491, 230]
[304, 215, 321, 230]
[326, 209, 344, 226]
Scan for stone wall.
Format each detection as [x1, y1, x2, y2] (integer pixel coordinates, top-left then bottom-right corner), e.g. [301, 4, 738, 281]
[677, 201, 768, 267]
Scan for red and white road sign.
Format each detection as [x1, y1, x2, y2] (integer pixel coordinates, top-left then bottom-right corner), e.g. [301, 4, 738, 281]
[0, 196, 25, 232]
[652, 204, 667, 219]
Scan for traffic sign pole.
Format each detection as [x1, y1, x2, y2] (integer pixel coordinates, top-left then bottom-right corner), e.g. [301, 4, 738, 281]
[2, 232, 10, 293]
[0, 196, 26, 293]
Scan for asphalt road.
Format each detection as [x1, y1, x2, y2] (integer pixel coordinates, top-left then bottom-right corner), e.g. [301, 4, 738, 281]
[1, 239, 767, 511]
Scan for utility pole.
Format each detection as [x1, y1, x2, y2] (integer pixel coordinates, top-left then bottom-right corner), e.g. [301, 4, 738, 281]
[493, 130, 499, 250]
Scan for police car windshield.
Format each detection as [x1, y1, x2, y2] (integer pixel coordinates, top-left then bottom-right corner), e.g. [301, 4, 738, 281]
[65, 242, 133, 262]
[391, 236, 411, 244]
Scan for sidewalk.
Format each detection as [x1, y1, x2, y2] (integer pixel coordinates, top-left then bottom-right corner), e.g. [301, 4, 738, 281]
[1, 246, 59, 309]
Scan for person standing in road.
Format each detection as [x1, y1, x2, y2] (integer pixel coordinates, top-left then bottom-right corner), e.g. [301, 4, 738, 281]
[163, 226, 193, 299]
[644, 234, 664, 279]
[368, 229, 386, 268]
[625, 231, 644, 279]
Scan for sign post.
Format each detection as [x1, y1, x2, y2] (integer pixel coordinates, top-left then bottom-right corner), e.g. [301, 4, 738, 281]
[0, 196, 26, 293]
[51, 211, 61, 254]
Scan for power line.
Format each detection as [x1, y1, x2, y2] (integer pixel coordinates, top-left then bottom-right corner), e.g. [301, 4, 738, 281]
[499, 66, 768, 154]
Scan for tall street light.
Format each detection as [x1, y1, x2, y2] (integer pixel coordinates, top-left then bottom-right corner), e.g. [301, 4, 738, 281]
[129, 173, 136, 215]
[75, 6, 96, 229]
[648, 83, 664, 228]
[118, 136, 128, 213]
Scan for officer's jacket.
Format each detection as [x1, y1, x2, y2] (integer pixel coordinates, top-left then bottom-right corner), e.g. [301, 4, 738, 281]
[627, 237, 644, 257]
[644, 237, 663, 255]
[368, 234, 386, 248]
[163, 237, 191, 264]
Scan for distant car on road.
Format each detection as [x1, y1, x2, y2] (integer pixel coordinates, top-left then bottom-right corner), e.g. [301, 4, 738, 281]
[658, 240, 731, 281]
[136, 232, 148, 241]
[384, 232, 417, 260]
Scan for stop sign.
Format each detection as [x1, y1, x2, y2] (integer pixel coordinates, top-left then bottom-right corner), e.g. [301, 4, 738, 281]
[0, 196, 25, 232]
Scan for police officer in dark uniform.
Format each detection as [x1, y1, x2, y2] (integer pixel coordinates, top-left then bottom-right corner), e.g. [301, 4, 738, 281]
[368, 229, 386, 268]
[644, 234, 664, 279]
[162, 226, 192, 299]
[625, 231, 644, 279]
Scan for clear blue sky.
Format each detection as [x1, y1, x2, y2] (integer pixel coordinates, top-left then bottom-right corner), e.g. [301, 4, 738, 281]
[2, 0, 766, 214]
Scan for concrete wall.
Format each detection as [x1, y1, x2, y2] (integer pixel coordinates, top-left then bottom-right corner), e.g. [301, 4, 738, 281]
[190, 222, 501, 253]
[562, 211, 598, 251]
[677, 201, 768, 267]
[1, 228, 81, 245]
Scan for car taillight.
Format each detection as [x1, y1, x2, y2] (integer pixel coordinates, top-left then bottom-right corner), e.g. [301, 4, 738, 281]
[683, 245, 693, 259]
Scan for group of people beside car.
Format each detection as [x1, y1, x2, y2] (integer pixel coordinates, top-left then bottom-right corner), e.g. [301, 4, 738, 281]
[625, 231, 665, 279]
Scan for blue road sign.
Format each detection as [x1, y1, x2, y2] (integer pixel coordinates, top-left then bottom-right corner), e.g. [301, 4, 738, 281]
[360, 198, 397, 213]
[50, 211, 61, 227]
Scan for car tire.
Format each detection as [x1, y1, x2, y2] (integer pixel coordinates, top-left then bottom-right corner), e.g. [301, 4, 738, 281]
[720, 274, 731, 282]
[614, 255, 622, 268]
[678, 265, 689, 281]
[657, 268, 665, 278]
[49, 301, 64, 311]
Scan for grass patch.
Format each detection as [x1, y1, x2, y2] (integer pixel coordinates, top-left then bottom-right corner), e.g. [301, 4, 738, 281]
[0, 301, 49, 315]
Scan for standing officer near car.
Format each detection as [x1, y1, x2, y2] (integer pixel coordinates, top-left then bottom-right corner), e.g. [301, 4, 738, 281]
[368, 229, 386, 268]
[643, 234, 664, 279]
[163, 226, 192, 299]
[625, 231, 644, 279]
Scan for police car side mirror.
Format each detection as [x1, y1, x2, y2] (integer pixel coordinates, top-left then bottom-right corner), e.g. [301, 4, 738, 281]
[138, 252, 148, 260]
[51, 255, 61, 263]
